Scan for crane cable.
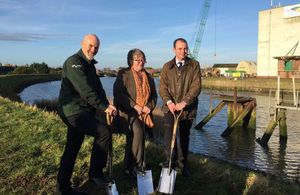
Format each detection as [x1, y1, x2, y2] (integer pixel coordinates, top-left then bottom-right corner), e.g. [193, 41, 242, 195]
[214, 0, 217, 65]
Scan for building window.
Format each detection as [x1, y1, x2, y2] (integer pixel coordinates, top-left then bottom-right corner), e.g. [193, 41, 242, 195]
[284, 61, 293, 71]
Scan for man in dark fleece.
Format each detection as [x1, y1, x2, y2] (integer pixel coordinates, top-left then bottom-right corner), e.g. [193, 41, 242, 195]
[56, 34, 117, 195]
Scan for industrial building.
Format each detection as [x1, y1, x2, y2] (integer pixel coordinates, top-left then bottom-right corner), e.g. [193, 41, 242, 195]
[212, 63, 238, 76]
[257, 3, 300, 78]
[236, 61, 257, 77]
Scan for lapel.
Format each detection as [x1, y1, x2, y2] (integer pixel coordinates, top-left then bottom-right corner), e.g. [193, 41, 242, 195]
[128, 68, 137, 100]
[182, 56, 191, 71]
[169, 57, 177, 69]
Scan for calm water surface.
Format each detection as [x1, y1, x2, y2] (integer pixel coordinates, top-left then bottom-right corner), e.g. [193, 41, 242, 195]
[20, 77, 300, 181]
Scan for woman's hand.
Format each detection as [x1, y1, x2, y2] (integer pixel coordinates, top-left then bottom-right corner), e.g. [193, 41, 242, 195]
[142, 106, 151, 114]
[134, 104, 143, 115]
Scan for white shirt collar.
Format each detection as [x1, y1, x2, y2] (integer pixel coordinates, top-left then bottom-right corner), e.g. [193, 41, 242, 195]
[175, 59, 185, 67]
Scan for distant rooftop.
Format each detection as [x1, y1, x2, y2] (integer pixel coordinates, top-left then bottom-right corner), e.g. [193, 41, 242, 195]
[273, 56, 300, 60]
[212, 64, 238, 68]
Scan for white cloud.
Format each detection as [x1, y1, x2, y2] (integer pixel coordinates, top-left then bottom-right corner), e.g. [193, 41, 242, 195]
[0, 0, 139, 17]
[0, 32, 74, 41]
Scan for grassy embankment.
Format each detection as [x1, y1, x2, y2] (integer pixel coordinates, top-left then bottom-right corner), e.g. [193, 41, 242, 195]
[0, 74, 61, 102]
[1, 75, 300, 194]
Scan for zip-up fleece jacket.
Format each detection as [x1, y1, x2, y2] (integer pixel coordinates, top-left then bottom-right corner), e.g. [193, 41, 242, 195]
[58, 49, 109, 119]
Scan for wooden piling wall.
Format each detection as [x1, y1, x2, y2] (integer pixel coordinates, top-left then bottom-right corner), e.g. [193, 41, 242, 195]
[202, 77, 300, 92]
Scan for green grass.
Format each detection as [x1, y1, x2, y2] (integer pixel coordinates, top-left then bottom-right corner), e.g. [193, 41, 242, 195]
[33, 99, 59, 113]
[0, 74, 61, 101]
[1, 96, 300, 195]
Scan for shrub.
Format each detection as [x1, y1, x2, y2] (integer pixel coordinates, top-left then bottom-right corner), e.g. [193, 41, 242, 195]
[12, 66, 34, 74]
[30, 62, 50, 74]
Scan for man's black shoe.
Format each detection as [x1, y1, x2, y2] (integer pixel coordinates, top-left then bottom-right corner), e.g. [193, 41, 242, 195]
[90, 175, 112, 186]
[56, 186, 88, 195]
[124, 169, 137, 179]
[159, 161, 176, 169]
[181, 167, 191, 177]
[69, 188, 89, 195]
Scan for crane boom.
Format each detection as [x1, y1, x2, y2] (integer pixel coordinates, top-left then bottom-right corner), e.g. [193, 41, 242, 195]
[191, 0, 212, 60]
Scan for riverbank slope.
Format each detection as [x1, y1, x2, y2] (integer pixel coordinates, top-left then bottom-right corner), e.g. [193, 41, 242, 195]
[0, 74, 61, 102]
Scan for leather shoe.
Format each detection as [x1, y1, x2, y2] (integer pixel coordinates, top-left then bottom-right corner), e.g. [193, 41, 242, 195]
[181, 167, 191, 177]
[56, 187, 88, 195]
[90, 176, 112, 185]
[124, 169, 137, 179]
[56, 183, 88, 195]
[159, 161, 176, 169]
[69, 189, 88, 195]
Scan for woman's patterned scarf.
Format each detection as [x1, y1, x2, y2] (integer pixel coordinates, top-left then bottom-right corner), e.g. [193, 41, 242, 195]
[131, 67, 154, 128]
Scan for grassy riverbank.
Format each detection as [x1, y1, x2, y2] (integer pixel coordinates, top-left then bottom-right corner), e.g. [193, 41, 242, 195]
[1, 96, 300, 194]
[0, 74, 61, 102]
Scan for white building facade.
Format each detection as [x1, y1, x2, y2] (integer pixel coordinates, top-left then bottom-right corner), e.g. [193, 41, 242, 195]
[257, 4, 300, 77]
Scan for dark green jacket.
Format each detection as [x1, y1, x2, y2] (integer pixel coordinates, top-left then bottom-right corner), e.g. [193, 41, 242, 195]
[58, 49, 109, 118]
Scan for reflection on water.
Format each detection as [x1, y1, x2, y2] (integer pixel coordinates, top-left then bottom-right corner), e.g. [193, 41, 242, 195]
[19, 78, 116, 105]
[191, 92, 300, 181]
[20, 77, 300, 181]
[19, 81, 61, 105]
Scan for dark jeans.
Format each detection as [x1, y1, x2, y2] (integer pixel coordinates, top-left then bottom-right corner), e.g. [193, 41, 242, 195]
[164, 112, 193, 169]
[57, 112, 111, 192]
[124, 117, 145, 170]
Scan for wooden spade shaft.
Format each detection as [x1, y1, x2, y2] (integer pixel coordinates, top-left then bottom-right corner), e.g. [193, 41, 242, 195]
[168, 110, 183, 174]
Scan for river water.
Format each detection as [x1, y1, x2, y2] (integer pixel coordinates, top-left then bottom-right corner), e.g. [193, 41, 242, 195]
[19, 77, 300, 182]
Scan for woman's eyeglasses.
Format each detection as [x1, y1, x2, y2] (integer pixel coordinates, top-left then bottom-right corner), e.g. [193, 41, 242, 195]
[134, 59, 146, 63]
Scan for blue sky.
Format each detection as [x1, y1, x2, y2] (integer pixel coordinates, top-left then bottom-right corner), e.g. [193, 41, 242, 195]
[0, 0, 299, 69]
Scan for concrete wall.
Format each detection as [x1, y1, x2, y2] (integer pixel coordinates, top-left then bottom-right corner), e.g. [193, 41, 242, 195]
[257, 4, 300, 77]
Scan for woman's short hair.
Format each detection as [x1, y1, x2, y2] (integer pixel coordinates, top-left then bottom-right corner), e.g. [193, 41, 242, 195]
[127, 48, 146, 67]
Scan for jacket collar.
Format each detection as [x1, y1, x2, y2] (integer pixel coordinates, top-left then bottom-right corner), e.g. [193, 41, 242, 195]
[169, 56, 191, 69]
[77, 49, 98, 65]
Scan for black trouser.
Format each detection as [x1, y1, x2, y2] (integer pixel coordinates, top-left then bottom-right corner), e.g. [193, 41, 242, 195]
[124, 117, 145, 170]
[164, 112, 193, 169]
[57, 112, 111, 192]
